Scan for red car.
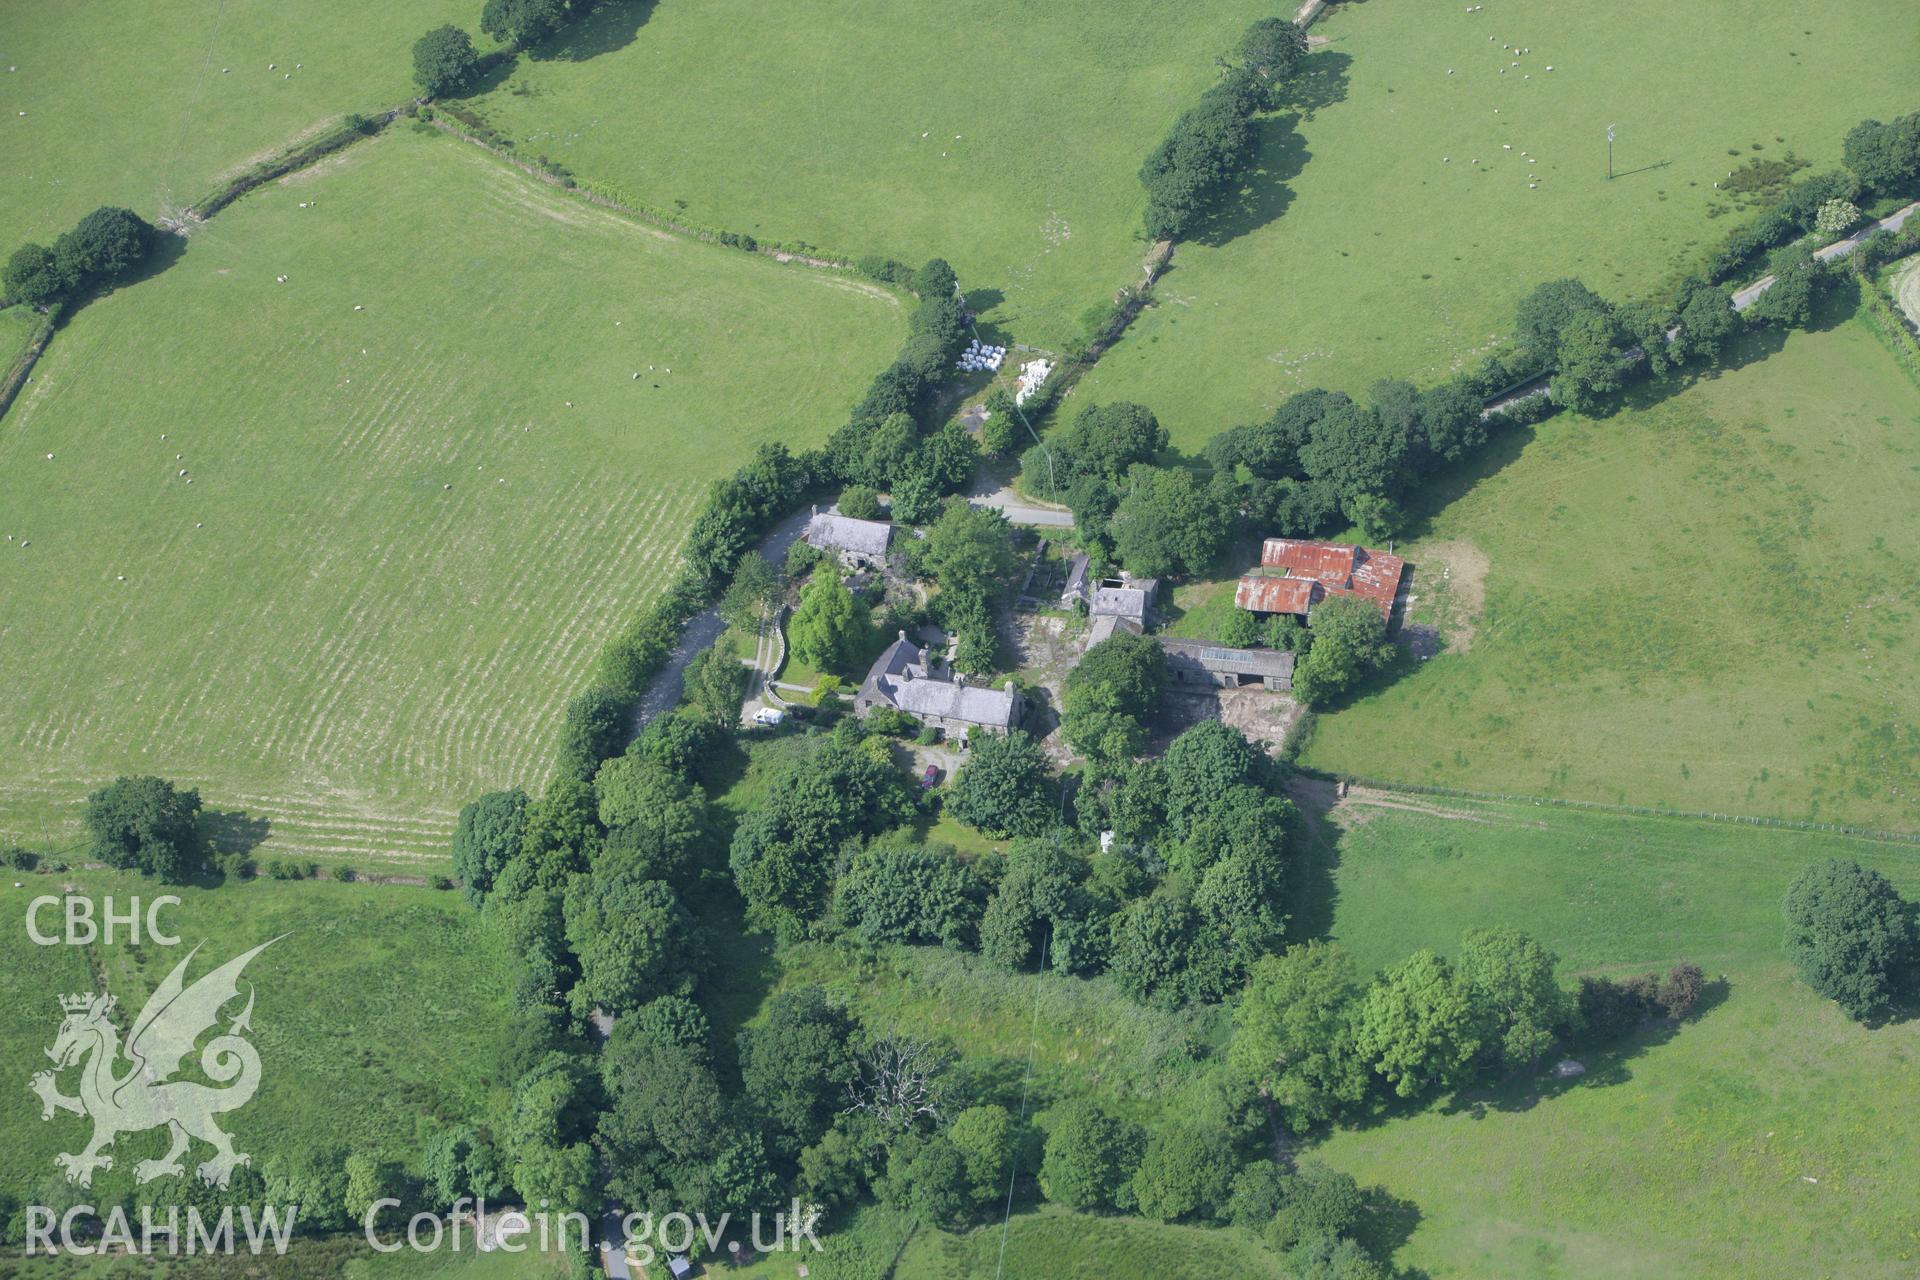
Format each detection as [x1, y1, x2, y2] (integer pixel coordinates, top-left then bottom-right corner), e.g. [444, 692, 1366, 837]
[920, 764, 942, 790]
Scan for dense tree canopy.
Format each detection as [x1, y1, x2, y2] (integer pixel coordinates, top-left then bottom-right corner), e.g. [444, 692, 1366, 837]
[788, 566, 872, 673]
[1291, 595, 1395, 708]
[1230, 942, 1372, 1128]
[833, 839, 987, 947]
[1457, 926, 1568, 1069]
[730, 730, 911, 935]
[562, 867, 698, 1018]
[1353, 949, 1480, 1098]
[1109, 464, 1231, 579]
[453, 788, 529, 907]
[1783, 859, 1917, 1020]
[1061, 629, 1167, 764]
[1038, 1099, 1144, 1212]
[738, 986, 860, 1154]
[411, 24, 479, 97]
[1132, 1124, 1239, 1223]
[84, 775, 202, 883]
[948, 730, 1055, 837]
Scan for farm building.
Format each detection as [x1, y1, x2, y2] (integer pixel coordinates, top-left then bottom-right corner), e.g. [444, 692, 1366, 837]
[1085, 614, 1144, 650]
[1158, 637, 1295, 691]
[855, 631, 1022, 736]
[1233, 539, 1406, 624]
[806, 507, 893, 569]
[1061, 552, 1091, 607]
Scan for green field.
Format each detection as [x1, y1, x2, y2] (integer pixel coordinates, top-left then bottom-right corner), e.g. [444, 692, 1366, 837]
[0, 126, 903, 871]
[465, 0, 1273, 349]
[0, 0, 484, 246]
[0, 872, 519, 1222]
[1076, 0, 1920, 447]
[1298, 309, 1920, 831]
[1299, 791, 1920, 1279]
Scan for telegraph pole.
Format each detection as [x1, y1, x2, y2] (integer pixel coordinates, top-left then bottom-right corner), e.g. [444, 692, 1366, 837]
[1606, 124, 1616, 180]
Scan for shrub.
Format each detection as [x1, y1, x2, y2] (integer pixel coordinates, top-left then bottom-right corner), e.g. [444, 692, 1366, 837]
[4, 846, 38, 872]
[1814, 198, 1862, 236]
[838, 484, 883, 521]
[1657, 961, 1706, 1019]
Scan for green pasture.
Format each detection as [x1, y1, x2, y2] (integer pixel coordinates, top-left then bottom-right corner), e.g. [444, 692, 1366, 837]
[0, 0, 484, 246]
[0, 126, 903, 871]
[1299, 309, 1920, 831]
[465, 0, 1274, 350]
[0, 872, 518, 1231]
[1076, 0, 1919, 447]
[1302, 793, 1920, 1279]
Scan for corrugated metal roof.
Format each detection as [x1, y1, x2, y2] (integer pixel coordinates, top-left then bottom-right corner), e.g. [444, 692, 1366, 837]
[1261, 539, 1358, 580]
[1252, 538, 1405, 622]
[1234, 575, 1319, 615]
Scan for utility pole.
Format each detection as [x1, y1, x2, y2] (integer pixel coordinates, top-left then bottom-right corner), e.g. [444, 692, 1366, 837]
[1606, 124, 1616, 181]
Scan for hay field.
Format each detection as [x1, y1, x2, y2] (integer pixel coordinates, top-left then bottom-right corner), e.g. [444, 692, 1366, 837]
[0, 126, 902, 872]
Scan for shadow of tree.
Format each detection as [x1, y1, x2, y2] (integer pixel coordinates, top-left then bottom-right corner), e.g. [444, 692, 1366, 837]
[1189, 113, 1309, 250]
[1282, 775, 1348, 944]
[1275, 49, 1352, 122]
[1442, 977, 1733, 1118]
[200, 808, 271, 858]
[529, 0, 657, 62]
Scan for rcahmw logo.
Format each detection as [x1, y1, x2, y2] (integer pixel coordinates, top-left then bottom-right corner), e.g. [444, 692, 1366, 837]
[23, 937, 294, 1256]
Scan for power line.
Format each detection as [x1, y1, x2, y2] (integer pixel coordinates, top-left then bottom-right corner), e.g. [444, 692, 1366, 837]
[992, 921, 1052, 1279]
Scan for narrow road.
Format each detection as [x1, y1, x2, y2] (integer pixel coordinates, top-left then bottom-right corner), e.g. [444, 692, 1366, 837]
[1731, 200, 1918, 311]
[966, 460, 1075, 528]
[627, 506, 813, 737]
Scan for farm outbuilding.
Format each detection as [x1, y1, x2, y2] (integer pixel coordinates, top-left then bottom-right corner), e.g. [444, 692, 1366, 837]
[1234, 538, 1406, 625]
[1158, 638, 1295, 691]
[805, 507, 893, 569]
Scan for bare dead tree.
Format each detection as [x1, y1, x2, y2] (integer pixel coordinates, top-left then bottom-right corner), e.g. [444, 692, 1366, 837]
[843, 1035, 950, 1129]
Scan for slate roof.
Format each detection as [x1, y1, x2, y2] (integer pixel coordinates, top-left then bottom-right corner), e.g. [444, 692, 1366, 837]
[806, 511, 893, 559]
[858, 633, 1018, 729]
[1158, 637, 1296, 680]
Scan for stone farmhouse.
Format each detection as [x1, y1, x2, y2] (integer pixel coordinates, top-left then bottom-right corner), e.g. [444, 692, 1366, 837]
[854, 631, 1022, 737]
[1157, 637, 1295, 691]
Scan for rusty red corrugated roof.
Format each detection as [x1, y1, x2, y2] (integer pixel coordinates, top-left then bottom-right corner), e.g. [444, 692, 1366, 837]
[1235, 575, 1319, 614]
[1261, 539, 1358, 580]
[1249, 539, 1405, 622]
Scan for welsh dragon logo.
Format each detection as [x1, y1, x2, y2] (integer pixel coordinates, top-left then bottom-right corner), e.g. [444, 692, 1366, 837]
[29, 939, 279, 1189]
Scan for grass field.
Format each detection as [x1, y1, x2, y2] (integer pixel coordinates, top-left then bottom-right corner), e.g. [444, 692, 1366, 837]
[464, 0, 1274, 350]
[1297, 791, 1920, 1279]
[1298, 307, 1920, 831]
[1075, 0, 1920, 448]
[0, 871, 519, 1223]
[0, 126, 903, 872]
[0, 0, 486, 247]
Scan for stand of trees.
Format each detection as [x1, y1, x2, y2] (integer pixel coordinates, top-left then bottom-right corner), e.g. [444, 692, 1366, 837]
[4, 206, 155, 308]
[1139, 13, 1314, 240]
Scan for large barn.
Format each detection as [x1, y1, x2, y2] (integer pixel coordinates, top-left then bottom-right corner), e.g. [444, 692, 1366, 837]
[1233, 539, 1406, 625]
